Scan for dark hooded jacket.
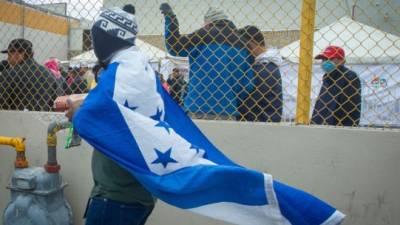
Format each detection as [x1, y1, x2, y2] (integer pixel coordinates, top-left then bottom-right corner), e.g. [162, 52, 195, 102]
[311, 65, 361, 126]
[0, 58, 59, 111]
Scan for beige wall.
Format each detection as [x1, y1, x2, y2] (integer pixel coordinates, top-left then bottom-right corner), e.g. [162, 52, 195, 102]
[0, 22, 69, 63]
[0, 111, 399, 225]
[0, 1, 70, 63]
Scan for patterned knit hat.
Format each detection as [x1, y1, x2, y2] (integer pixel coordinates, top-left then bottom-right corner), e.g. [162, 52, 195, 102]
[204, 7, 228, 24]
[91, 7, 138, 63]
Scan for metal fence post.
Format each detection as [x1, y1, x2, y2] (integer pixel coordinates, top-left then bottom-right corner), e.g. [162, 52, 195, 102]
[295, 0, 316, 124]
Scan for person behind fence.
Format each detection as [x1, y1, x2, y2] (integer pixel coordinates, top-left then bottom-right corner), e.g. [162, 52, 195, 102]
[160, 3, 254, 119]
[80, 65, 95, 91]
[155, 70, 170, 93]
[44, 57, 65, 96]
[0, 38, 58, 111]
[64, 66, 88, 95]
[312, 45, 361, 126]
[89, 63, 103, 89]
[65, 5, 156, 225]
[167, 68, 187, 106]
[238, 26, 283, 122]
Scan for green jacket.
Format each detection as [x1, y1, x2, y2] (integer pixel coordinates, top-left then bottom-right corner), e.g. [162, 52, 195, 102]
[90, 150, 156, 206]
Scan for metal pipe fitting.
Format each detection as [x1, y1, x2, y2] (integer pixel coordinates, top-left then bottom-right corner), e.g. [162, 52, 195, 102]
[45, 121, 71, 173]
[0, 136, 28, 168]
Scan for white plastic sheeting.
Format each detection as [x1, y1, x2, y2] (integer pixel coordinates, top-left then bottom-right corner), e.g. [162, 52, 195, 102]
[280, 17, 400, 64]
[70, 39, 167, 66]
[160, 56, 189, 80]
[69, 39, 189, 80]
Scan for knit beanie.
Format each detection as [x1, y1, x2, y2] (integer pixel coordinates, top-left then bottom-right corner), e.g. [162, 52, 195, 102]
[204, 7, 228, 24]
[91, 7, 138, 64]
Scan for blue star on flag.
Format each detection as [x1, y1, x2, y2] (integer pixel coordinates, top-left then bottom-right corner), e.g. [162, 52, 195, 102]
[124, 100, 138, 111]
[150, 107, 163, 120]
[155, 121, 171, 134]
[151, 148, 178, 168]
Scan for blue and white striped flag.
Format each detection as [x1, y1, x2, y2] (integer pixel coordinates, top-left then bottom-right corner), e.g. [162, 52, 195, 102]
[74, 47, 345, 225]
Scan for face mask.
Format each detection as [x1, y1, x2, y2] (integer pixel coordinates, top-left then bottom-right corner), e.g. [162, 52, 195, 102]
[321, 60, 336, 73]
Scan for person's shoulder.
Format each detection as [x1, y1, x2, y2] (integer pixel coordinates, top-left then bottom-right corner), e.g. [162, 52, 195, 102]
[29, 59, 50, 73]
[339, 66, 360, 86]
[262, 61, 279, 68]
[188, 26, 209, 38]
[1, 67, 13, 76]
[39, 64, 52, 74]
[343, 66, 359, 79]
[39, 65, 57, 79]
[254, 60, 277, 70]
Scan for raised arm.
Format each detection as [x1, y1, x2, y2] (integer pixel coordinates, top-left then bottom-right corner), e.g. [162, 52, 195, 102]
[160, 3, 198, 57]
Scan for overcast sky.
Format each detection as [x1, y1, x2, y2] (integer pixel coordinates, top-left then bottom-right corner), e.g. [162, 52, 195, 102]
[24, 0, 103, 20]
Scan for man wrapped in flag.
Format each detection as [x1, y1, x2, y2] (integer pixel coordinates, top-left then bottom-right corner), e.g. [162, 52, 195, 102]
[72, 5, 345, 225]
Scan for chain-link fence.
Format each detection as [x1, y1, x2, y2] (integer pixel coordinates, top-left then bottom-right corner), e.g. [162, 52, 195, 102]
[0, 0, 399, 128]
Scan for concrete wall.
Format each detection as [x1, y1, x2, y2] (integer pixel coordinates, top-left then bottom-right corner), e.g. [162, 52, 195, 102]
[0, 111, 399, 225]
[0, 1, 74, 63]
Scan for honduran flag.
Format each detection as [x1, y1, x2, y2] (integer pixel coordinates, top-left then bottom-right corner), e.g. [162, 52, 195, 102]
[73, 46, 345, 225]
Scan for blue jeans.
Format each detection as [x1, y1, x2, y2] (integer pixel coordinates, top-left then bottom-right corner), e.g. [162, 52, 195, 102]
[85, 197, 154, 225]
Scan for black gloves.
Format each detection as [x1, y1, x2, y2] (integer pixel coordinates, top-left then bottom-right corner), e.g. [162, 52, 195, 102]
[160, 3, 174, 16]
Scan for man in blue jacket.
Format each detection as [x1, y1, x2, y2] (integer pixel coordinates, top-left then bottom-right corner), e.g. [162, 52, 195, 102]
[238, 26, 283, 122]
[312, 46, 361, 126]
[160, 3, 253, 120]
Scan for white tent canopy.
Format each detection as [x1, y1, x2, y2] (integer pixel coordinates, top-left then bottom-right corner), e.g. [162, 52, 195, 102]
[70, 38, 189, 80]
[70, 39, 168, 66]
[280, 17, 400, 64]
[279, 17, 400, 126]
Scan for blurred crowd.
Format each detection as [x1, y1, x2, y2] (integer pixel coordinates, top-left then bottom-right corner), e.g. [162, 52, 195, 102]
[0, 4, 361, 127]
[0, 39, 94, 111]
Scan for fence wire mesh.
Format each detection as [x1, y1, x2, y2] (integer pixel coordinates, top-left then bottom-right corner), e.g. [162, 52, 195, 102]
[0, 0, 399, 128]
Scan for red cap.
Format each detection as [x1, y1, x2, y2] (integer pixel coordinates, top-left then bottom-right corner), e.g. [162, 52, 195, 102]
[315, 45, 345, 60]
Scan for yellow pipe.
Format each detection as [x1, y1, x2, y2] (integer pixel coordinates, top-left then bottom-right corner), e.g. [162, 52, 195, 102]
[0, 136, 28, 168]
[295, 0, 316, 124]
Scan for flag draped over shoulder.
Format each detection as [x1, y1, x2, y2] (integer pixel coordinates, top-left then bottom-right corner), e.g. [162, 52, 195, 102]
[73, 47, 345, 225]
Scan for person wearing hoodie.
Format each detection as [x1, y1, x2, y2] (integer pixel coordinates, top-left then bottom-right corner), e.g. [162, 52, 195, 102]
[312, 46, 361, 126]
[66, 5, 156, 225]
[44, 58, 65, 96]
[160, 3, 254, 119]
[238, 26, 283, 122]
